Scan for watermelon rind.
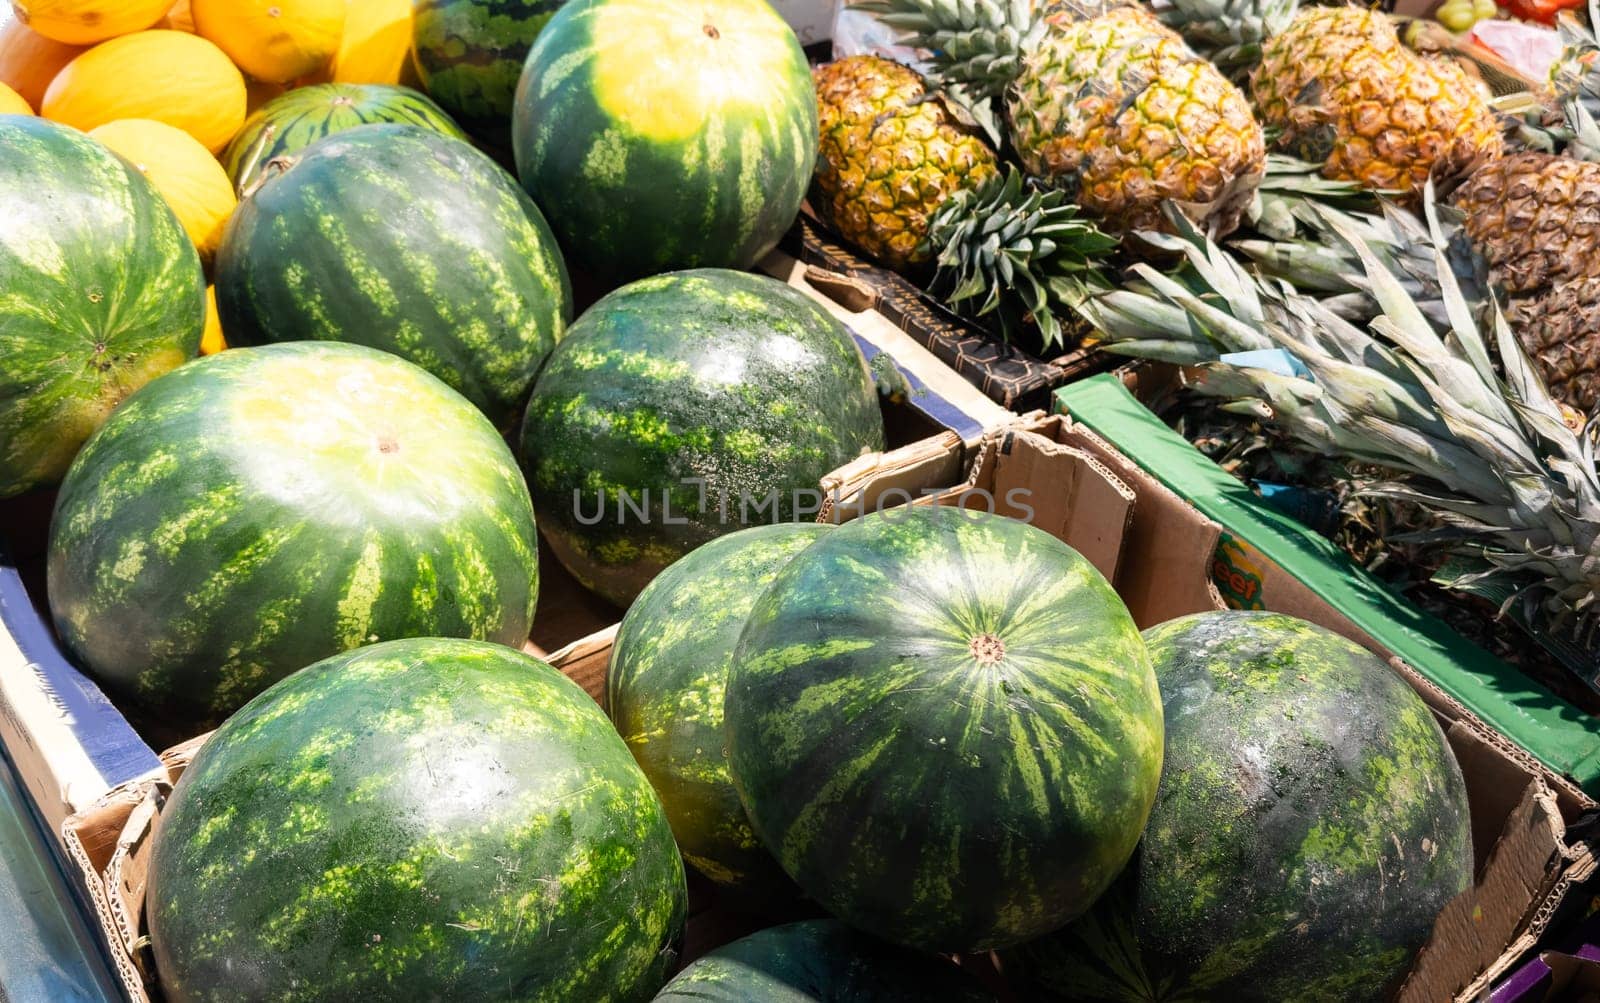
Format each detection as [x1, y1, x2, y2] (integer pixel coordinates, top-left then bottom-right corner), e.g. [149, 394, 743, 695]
[608, 522, 830, 895]
[1005, 610, 1475, 1003]
[222, 82, 466, 196]
[215, 124, 571, 429]
[147, 637, 687, 1003]
[518, 268, 882, 607]
[412, 0, 567, 150]
[725, 506, 1164, 954]
[653, 919, 997, 1002]
[511, 0, 818, 282]
[47, 342, 540, 724]
[0, 115, 204, 498]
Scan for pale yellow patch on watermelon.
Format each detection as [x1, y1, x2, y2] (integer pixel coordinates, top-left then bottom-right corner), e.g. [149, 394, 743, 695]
[585, 0, 800, 144]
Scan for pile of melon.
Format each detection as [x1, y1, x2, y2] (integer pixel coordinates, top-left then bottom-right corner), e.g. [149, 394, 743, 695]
[1, 0, 417, 349]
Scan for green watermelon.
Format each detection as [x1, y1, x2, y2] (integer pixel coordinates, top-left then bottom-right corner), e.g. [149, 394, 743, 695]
[221, 83, 466, 195]
[0, 115, 203, 499]
[47, 342, 539, 724]
[413, 0, 568, 150]
[725, 507, 1164, 954]
[215, 124, 570, 429]
[511, 0, 818, 283]
[609, 523, 829, 895]
[653, 920, 997, 1002]
[1005, 611, 1474, 1003]
[518, 268, 882, 608]
[148, 637, 687, 1002]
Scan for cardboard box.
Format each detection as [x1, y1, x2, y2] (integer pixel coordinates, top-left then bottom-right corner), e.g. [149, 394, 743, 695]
[63, 411, 1596, 1002]
[1056, 374, 1600, 800]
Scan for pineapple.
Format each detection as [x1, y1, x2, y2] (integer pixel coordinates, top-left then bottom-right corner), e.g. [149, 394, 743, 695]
[811, 55, 1000, 270]
[1083, 199, 1600, 649]
[1451, 151, 1600, 411]
[859, 0, 1267, 236]
[1249, 7, 1505, 196]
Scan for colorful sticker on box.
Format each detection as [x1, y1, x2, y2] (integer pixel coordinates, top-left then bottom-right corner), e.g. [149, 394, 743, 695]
[1213, 534, 1267, 610]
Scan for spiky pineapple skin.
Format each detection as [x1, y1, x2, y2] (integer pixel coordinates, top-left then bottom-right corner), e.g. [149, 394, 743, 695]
[812, 55, 999, 268]
[1251, 7, 1504, 196]
[1008, 3, 1266, 236]
[1454, 151, 1600, 411]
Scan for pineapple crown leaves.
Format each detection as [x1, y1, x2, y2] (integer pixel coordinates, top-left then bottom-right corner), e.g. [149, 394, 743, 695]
[1084, 194, 1600, 643]
[1148, 0, 1297, 79]
[851, 0, 1040, 105]
[924, 166, 1118, 348]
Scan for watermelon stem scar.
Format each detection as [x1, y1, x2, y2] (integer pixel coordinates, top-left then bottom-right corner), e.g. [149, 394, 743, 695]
[970, 633, 1006, 665]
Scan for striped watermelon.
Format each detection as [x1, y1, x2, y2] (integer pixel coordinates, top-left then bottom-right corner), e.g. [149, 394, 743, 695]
[221, 82, 465, 195]
[518, 269, 883, 608]
[1005, 612, 1473, 1002]
[412, 0, 568, 150]
[655, 920, 997, 1002]
[0, 115, 203, 498]
[511, 0, 818, 283]
[148, 638, 687, 1002]
[47, 342, 539, 725]
[215, 124, 570, 429]
[725, 507, 1165, 954]
[608, 523, 830, 895]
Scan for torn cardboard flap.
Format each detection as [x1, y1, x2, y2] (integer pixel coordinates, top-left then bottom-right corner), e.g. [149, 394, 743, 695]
[963, 423, 1135, 588]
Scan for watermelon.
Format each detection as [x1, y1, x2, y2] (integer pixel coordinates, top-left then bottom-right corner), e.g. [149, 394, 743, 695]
[518, 268, 882, 608]
[608, 523, 829, 895]
[1005, 611, 1474, 1002]
[0, 115, 203, 499]
[654, 920, 997, 1002]
[215, 124, 570, 430]
[221, 82, 466, 195]
[412, 0, 567, 150]
[47, 342, 540, 724]
[724, 507, 1164, 954]
[147, 637, 687, 1003]
[511, 0, 818, 283]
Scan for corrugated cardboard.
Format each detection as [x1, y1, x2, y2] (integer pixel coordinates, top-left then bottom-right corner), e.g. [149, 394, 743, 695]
[1057, 374, 1600, 800]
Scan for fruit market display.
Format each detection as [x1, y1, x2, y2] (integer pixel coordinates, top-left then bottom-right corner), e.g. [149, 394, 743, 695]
[511, 0, 819, 282]
[147, 638, 687, 1002]
[215, 124, 570, 427]
[608, 522, 830, 895]
[727, 508, 1164, 953]
[1006, 612, 1474, 1001]
[519, 268, 884, 607]
[5, 0, 1598, 997]
[47, 343, 540, 723]
[221, 81, 465, 194]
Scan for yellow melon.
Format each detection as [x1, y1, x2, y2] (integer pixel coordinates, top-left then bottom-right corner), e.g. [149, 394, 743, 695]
[0, 13, 84, 108]
[191, 0, 344, 84]
[331, 0, 410, 85]
[9, 0, 170, 45]
[200, 286, 227, 355]
[0, 81, 31, 114]
[89, 119, 237, 266]
[42, 30, 246, 152]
